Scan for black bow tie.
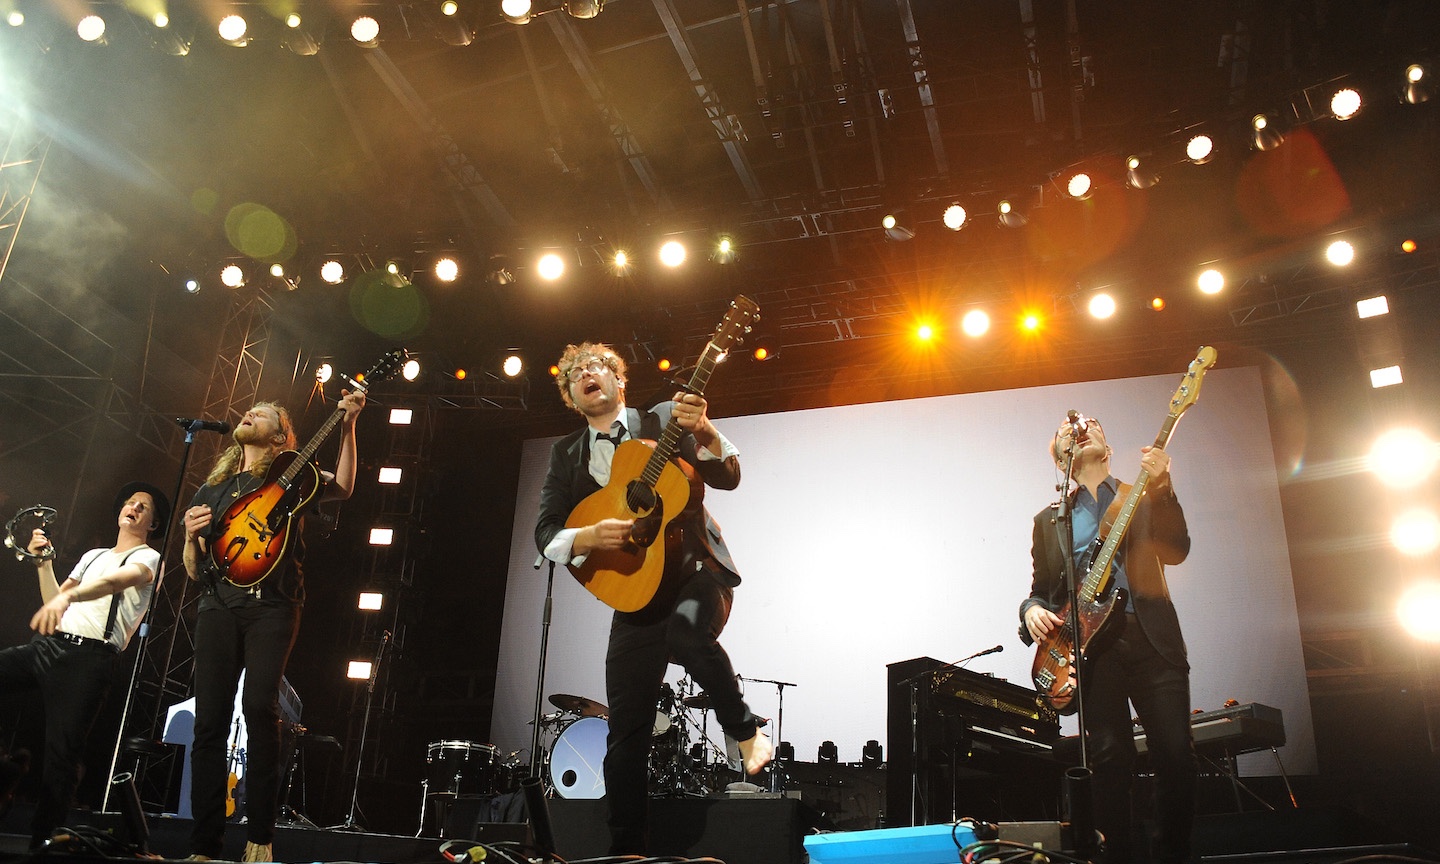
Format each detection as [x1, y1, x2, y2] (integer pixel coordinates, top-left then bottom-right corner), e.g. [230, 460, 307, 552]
[596, 428, 626, 446]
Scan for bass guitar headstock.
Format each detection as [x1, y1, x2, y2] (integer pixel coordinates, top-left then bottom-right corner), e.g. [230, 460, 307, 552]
[1170, 346, 1217, 418]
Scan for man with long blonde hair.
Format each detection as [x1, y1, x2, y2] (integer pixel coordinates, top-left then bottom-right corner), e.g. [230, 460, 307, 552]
[181, 394, 364, 862]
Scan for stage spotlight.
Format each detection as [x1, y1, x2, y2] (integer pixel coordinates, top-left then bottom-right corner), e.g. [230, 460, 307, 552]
[1325, 239, 1355, 266]
[369, 527, 394, 546]
[537, 253, 565, 280]
[316, 362, 333, 384]
[184, 279, 200, 294]
[1250, 114, 1284, 151]
[882, 212, 915, 242]
[8, 10, 23, 25]
[565, 0, 603, 17]
[217, 14, 247, 45]
[997, 200, 1027, 229]
[320, 259, 345, 284]
[452, 367, 467, 380]
[942, 204, 967, 231]
[1197, 268, 1224, 295]
[1125, 155, 1158, 189]
[1087, 293, 1117, 319]
[817, 741, 838, 764]
[659, 240, 687, 267]
[148, 13, 192, 55]
[713, 236, 735, 262]
[1404, 64, 1432, 105]
[1330, 88, 1362, 120]
[1019, 311, 1042, 333]
[1356, 295, 1389, 319]
[1370, 365, 1403, 388]
[347, 660, 373, 680]
[402, 358, 421, 381]
[612, 250, 629, 270]
[434, 257, 459, 282]
[914, 322, 935, 342]
[389, 408, 413, 425]
[1393, 509, 1440, 557]
[960, 309, 990, 337]
[1398, 582, 1440, 642]
[1185, 134, 1214, 164]
[378, 467, 403, 484]
[351, 15, 379, 44]
[220, 264, 246, 288]
[282, 15, 320, 55]
[1402, 239, 1417, 253]
[76, 14, 106, 42]
[358, 591, 385, 610]
[1150, 296, 1166, 312]
[1369, 428, 1438, 489]
[432, 1, 473, 45]
[1065, 172, 1092, 199]
[502, 353, 524, 377]
[657, 357, 672, 372]
[501, 0, 536, 23]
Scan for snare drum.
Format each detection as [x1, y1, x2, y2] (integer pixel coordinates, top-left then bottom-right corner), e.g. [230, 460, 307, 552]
[549, 717, 607, 799]
[426, 740, 499, 796]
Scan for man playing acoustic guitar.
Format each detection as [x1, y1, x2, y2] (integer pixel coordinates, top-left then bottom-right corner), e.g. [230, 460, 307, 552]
[181, 394, 363, 862]
[1019, 414, 1195, 864]
[535, 342, 771, 855]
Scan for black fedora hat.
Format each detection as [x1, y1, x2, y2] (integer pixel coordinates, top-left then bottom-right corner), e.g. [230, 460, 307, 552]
[113, 481, 171, 535]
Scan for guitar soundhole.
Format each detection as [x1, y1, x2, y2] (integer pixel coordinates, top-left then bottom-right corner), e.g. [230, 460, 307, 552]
[625, 480, 657, 515]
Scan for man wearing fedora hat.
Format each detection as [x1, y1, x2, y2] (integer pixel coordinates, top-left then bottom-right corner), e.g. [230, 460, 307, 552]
[0, 480, 169, 849]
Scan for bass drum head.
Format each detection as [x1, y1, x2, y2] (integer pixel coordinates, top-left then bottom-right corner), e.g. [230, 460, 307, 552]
[549, 717, 608, 799]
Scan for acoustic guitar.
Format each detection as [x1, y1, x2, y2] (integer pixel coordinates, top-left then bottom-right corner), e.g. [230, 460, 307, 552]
[565, 296, 759, 612]
[1031, 346, 1216, 714]
[207, 350, 404, 588]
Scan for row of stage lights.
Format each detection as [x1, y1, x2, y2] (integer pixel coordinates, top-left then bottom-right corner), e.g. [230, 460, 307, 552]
[183, 236, 743, 293]
[2, 0, 605, 53]
[890, 66, 1433, 241]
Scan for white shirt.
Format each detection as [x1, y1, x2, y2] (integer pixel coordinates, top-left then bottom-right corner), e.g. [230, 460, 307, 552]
[59, 545, 160, 650]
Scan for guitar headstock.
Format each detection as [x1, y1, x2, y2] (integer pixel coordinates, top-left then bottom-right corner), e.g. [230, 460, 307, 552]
[709, 295, 760, 356]
[352, 349, 408, 392]
[1170, 346, 1217, 416]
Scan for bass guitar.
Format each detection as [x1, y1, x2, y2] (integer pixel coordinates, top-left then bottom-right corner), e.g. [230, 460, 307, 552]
[1032, 346, 1217, 714]
[565, 296, 759, 612]
[208, 349, 405, 588]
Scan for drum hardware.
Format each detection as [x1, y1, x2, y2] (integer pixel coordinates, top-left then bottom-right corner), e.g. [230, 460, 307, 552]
[416, 740, 503, 836]
[5, 505, 57, 562]
[548, 693, 608, 718]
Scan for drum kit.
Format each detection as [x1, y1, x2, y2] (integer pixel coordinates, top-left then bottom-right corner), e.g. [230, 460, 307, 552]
[420, 678, 735, 832]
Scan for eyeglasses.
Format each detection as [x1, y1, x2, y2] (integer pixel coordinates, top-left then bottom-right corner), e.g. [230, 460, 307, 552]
[565, 359, 610, 383]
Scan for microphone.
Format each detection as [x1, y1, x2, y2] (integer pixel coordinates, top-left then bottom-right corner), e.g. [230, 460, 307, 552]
[176, 417, 231, 434]
[953, 644, 1004, 668]
[1066, 410, 1088, 434]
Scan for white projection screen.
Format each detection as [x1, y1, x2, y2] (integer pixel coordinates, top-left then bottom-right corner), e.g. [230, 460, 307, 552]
[492, 365, 1317, 780]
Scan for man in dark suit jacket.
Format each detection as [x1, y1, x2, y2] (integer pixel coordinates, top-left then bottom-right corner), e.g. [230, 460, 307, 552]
[1019, 414, 1195, 864]
[535, 341, 771, 855]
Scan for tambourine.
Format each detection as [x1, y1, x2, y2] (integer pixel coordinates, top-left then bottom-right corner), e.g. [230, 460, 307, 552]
[4, 505, 57, 562]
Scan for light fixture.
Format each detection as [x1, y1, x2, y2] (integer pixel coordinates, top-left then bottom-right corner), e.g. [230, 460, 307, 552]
[1125, 155, 1158, 189]
[316, 362, 333, 383]
[997, 200, 1027, 229]
[659, 240, 687, 266]
[369, 527, 394, 546]
[941, 204, 967, 231]
[501, 353, 524, 377]
[149, 14, 192, 55]
[1185, 134, 1214, 164]
[217, 14, 247, 45]
[347, 660, 373, 680]
[537, 252, 565, 281]
[501, 0, 537, 23]
[713, 236, 736, 262]
[389, 408, 414, 425]
[283, 15, 320, 55]
[351, 15, 379, 45]
[1087, 292, 1117, 319]
[1064, 172, 1092, 200]
[564, 0, 603, 17]
[960, 309, 990, 337]
[76, 14, 106, 42]
[184, 279, 200, 294]
[1370, 365, 1403, 388]
[1356, 295, 1389, 319]
[881, 212, 914, 242]
[434, 256, 460, 282]
[220, 264, 246, 288]
[1404, 63, 1432, 105]
[8, 10, 24, 25]
[401, 358, 421, 381]
[1197, 268, 1225, 295]
[1325, 239, 1355, 267]
[1368, 428, 1438, 489]
[1330, 88, 1362, 120]
[378, 467, 403, 484]
[1250, 113, 1284, 151]
[358, 591, 385, 611]
[320, 259, 346, 284]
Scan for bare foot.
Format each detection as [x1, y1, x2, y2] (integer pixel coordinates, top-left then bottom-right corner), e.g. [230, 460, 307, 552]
[737, 729, 773, 775]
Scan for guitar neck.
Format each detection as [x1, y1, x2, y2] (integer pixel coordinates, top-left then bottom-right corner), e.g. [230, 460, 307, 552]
[279, 406, 346, 487]
[639, 341, 723, 484]
[1080, 412, 1182, 598]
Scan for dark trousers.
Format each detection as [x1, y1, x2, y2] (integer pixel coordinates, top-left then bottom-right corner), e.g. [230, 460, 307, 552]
[603, 566, 759, 855]
[189, 603, 299, 857]
[1084, 613, 1197, 864]
[0, 635, 115, 847]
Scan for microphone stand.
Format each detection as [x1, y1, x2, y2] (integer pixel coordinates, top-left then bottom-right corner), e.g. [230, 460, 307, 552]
[333, 630, 390, 831]
[529, 555, 556, 779]
[101, 422, 205, 812]
[1056, 423, 1096, 857]
[739, 676, 793, 793]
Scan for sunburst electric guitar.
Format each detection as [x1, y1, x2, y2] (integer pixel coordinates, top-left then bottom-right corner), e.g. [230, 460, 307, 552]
[207, 350, 405, 588]
[1031, 346, 1217, 714]
[565, 296, 760, 613]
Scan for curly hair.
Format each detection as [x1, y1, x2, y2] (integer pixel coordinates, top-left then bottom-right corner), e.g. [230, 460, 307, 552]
[205, 402, 298, 486]
[553, 342, 627, 412]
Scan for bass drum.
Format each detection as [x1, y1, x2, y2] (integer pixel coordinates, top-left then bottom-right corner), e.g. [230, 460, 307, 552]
[549, 717, 607, 799]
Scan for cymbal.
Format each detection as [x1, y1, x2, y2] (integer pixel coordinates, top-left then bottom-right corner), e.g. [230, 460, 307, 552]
[681, 693, 712, 709]
[549, 693, 608, 718]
